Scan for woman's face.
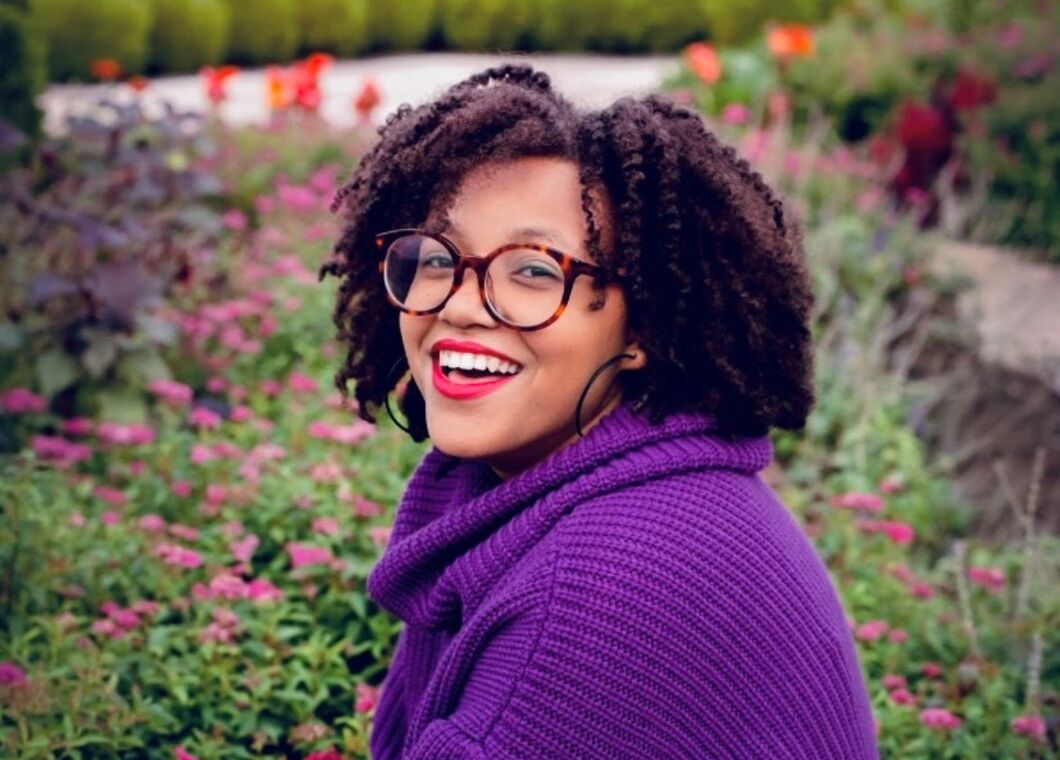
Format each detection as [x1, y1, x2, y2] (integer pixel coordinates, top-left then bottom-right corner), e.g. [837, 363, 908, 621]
[398, 156, 646, 480]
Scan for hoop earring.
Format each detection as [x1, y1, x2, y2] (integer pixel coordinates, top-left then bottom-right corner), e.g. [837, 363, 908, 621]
[383, 356, 412, 436]
[574, 352, 636, 438]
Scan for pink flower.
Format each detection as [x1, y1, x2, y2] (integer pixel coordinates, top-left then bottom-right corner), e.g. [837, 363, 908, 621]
[313, 516, 340, 536]
[246, 577, 285, 602]
[830, 491, 885, 513]
[277, 183, 318, 212]
[720, 102, 750, 125]
[878, 475, 905, 493]
[230, 533, 260, 563]
[0, 661, 27, 685]
[305, 749, 344, 760]
[1011, 714, 1047, 743]
[168, 523, 200, 542]
[230, 405, 253, 422]
[855, 619, 890, 642]
[888, 628, 908, 644]
[32, 435, 92, 464]
[175, 746, 200, 760]
[286, 542, 334, 569]
[100, 511, 121, 526]
[189, 406, 222, 430]
[920, 707, 962, 730]
[93, 485, 128, 506]
[309, 461, 343, 483]
[889, 688, 916, 706]
[205, 483, 228, 506]
[881, 674, 907, 690]
[148, 378, 193, 405]
[155, 542, 204, 569]
[355, 682, 380, 713]
[968, 566, 1006, 594]
[920, 662, 943, 678]
[206, 375, 227, 393]
[97, 422, 156, 446]
[172, 480, 193, 498]
[222, 209, 248, 231]
[0, 387, 47, 413]
[910, 581, 935, 599]
[259, 378, 283, 397]
[882, 520, 915, 545]
[190, 443, 218, 464]
[368, 526, 393, 549]
[68, 512, 87, 528]
[62, 417, 94, 435]
[288, 372, 318, 393]
[351, 494, 383, 518]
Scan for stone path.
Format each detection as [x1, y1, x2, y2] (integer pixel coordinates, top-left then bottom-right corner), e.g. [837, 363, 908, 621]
[39, 52, 680, 134]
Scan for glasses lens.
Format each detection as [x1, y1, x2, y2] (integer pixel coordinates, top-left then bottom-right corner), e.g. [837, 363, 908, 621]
[384, 234, 454, 311]
[486, 247, 565, 328]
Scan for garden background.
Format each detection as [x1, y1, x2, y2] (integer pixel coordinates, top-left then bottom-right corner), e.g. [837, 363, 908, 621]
[1, 0, 1058, 757]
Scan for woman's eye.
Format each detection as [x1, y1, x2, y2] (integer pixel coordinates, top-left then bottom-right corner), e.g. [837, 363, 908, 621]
[421, 253, 453, 268]
[517, 263, 561, 279]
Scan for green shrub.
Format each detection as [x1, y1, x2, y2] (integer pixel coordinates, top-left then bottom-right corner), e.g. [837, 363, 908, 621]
[0, 2, 46, 141]
[32, 0, 152, 81]
[439, 0, 535, 51]
[297, 0, 370, 56]
[365, 0, 438, 52]
[148, 0, 230, 74]
[222, 0, 299, 65]
[532, 0, 627, 51]
[702, 0, 836, 46]
[624, 0, 710, 52]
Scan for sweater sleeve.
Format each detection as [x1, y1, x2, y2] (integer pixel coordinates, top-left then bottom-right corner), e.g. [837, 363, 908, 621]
[402, 491, 880, 759]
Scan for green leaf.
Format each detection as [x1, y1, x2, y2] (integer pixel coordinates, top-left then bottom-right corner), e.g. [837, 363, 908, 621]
[36, 348, 80, 398]
[0, 322, 25, 351]
[81, 329, 118, 378]
[95, 390, 147, 424]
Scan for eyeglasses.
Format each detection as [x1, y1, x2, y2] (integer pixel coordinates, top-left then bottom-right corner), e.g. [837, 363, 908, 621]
[375, 228, 623, 331]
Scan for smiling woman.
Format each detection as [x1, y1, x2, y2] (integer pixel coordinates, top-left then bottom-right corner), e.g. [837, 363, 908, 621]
[320, 64, 879, 759]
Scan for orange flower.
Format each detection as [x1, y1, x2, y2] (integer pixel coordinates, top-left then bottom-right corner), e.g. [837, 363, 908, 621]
[266, 66, 291, 111]
[354, 78, 381, 120]
[767, 24, 815, 58]
[128, 75, 149, 92]
[91, 58, 123, 81]
[303, 52, 334, 77]
[685, 42, 722, 85]
[201, 65, 240, 104]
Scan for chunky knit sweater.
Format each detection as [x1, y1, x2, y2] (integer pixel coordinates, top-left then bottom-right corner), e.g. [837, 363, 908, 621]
[365, 401, 879, 759]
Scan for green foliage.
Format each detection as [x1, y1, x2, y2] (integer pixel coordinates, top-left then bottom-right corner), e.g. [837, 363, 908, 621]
[532, 0, 627, 51]
[624, 0, 710, 52]
[0, 3, 45, 141]
[702, 0, 839, 46]
[296, 0, 370, 57]
[148, 0, 231, 74]
[439, 0, 535, 52]
[222, 0, 299, 65]
[365, 0, 438, 52]
[32, 0, 153, 81]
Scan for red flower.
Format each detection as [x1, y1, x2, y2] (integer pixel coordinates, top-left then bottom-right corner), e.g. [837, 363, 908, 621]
[354, 78, 382, 121]
[201, 65, 240, 105]
[946, 69, 997, 111]
[91, 58, 123, 81]
[767, 24, 815, 58]
[685, 42, 722, 84]
[896, 101, 952, 154]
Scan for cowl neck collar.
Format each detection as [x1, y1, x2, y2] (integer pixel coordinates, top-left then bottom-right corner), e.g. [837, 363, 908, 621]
[366, 400, 773, 629]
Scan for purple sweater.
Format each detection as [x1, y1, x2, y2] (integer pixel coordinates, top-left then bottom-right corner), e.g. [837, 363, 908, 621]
[366, 400, 879, 759]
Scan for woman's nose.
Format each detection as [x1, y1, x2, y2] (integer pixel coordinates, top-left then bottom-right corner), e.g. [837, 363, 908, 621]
[437, 268, 495, 326]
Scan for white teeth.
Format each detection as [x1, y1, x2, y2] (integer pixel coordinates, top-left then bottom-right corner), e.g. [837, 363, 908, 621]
[438, 350, 520, 374]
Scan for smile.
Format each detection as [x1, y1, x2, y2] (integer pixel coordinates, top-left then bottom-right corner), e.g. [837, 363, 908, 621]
[431, 354, 520, 400]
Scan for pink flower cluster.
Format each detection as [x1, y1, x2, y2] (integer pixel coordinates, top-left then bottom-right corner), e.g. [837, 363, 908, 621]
[855, 519, 916, 545]
[286, 542, 337, 570]
[92, 599, 161, 640]
[155, 542, 204, 569]
[1011, 714, 1047, 743]
[0, 660, 28, 685]
[191, 571, 284, 603]
[32, 435, 92, 465]
[0, 387, 46, 413]
[968, 566, 1006, 594]
[97, 422, 156, 446]
[887, 562, 935, 599]
[920, 707, 962, 731]
[198, 606, 241, 644]
[307, 419, 376, 445]
[355, 682, 381, 713]
[148, 379, 194, 405]
[829, 490, 885, 512]
[854, 619, 908, 643]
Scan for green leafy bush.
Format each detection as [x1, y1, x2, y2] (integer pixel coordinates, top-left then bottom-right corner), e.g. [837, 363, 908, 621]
[439, 0, 535, 52]
[365, 0, 438, 52]
[702, 0, 839, 46]
[297, 0, 370, 57]
[0, 2, 46, 141]
[222, 0, 299, 65]
[532, 0, 627, 51]
[148, 0, 231, 74]
[623, 0, 710, 52]
[32, 0, 153, 81]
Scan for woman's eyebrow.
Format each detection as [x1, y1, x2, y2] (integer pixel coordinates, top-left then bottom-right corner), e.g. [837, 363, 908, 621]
[441, 223, 571, 250]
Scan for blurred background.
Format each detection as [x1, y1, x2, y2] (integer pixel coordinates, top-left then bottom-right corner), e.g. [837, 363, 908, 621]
[1, 0, 1058, 757]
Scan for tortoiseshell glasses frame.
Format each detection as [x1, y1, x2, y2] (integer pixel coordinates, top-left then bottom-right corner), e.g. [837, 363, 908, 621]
[374, 227, 626, 331]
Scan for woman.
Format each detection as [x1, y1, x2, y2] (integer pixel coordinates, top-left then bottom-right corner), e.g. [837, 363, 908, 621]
[321, 64, 879, 759]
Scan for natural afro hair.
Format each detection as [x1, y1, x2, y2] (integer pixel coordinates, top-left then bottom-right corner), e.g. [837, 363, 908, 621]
[320, 62, 816, 442]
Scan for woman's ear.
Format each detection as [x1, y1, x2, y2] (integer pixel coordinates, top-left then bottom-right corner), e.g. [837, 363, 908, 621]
[623, 335, 648, 371]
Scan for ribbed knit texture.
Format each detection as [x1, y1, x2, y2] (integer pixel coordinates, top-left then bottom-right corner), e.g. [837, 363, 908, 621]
[366, 400, 880, 759]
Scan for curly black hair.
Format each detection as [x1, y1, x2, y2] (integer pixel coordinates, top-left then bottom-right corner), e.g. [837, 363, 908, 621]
[319, 62, 815, 442]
